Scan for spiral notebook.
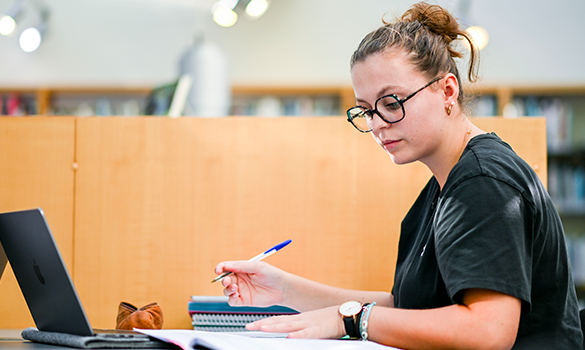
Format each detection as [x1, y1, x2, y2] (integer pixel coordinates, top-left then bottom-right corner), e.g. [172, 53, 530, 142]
[189, 296, 298, 332]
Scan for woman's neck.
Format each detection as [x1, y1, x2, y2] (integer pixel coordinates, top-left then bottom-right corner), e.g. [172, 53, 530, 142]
[423, 118, 483, 189]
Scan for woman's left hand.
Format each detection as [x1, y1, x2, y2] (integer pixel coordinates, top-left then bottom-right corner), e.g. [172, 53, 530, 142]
[245, 306, 346, 339]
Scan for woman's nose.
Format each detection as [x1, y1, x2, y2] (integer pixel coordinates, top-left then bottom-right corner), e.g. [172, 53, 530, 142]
[370, 112, 390, 132]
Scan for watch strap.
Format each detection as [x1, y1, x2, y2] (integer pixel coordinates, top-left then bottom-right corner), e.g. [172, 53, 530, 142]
[342, 314, 360, 338]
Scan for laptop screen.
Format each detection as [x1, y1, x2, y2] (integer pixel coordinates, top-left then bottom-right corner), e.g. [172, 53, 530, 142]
[0, 208, 94, 336]
[0, 240, 7, 281]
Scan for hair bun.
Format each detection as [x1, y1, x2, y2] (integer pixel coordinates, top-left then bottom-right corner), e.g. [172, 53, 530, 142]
[401, 2, 460, 44]
[350, 1, 479, 85]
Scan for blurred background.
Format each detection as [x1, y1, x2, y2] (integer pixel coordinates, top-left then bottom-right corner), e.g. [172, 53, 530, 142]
[1, 0, 585, 299]
[0, 0, 584, 87]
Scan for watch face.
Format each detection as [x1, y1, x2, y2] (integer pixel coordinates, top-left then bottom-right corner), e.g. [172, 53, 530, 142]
[339, 301, 362, 316]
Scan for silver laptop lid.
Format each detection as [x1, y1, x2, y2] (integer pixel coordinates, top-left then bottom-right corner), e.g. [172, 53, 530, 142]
[0, 208, 93, 336]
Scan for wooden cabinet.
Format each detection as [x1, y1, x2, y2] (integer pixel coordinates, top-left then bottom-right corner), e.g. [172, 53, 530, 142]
[0, 116, 546, 329]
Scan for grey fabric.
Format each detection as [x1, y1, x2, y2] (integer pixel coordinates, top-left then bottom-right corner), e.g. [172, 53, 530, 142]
[21, 328, 176, 349]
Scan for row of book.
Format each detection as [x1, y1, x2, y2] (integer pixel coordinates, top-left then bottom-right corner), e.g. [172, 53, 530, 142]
[2, 92, 342, 117]
[549, 160, 585, 215]
[231, 95, 341, 116]
[566, 235, 585, 287]
[2, 89, 583, 123]
[469, 94, 498, 117]
[51, 97, 145, 116]
[504, 96, 576, 152]
[189, 296, 297, 332]
[470, 94, 584, 153]
[0, 93, 37, 115]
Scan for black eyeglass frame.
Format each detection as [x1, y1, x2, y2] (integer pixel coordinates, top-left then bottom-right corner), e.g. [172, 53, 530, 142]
[346, 76, 444, 133]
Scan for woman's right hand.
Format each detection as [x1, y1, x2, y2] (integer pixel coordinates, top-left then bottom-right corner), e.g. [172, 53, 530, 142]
[214, 261, 288, 308]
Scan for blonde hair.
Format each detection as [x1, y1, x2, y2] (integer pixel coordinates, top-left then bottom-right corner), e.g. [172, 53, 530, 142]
[350, 2, 479, 104]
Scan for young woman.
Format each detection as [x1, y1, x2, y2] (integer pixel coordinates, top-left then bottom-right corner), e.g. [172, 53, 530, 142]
[214, 2, 583, 349]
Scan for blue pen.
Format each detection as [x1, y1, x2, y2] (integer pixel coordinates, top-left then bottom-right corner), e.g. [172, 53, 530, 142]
[211, 239, 292, 283]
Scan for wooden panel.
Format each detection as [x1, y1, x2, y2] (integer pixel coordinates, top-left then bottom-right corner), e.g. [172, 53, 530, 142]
[72, 116, 546, 329]
[72, 117, 416, 328]
[0, 117, 76, 328]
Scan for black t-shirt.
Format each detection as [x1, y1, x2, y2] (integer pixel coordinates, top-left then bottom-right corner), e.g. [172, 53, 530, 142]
[393, 133, 583, 349]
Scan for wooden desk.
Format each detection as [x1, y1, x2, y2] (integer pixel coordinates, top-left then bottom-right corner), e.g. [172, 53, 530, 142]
[0, 330, 39, 350]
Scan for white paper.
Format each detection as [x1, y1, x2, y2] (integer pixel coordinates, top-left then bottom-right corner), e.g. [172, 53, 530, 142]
[135, 329, 401, 350]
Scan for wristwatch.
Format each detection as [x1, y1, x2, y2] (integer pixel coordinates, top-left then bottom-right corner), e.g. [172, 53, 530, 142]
[339, 301, 362, 338]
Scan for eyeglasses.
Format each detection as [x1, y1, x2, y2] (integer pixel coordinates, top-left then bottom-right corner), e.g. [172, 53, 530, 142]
[346, 76, 444, 133]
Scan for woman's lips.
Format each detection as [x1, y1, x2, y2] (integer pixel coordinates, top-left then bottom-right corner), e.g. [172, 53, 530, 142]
[381, 139, 400, 149]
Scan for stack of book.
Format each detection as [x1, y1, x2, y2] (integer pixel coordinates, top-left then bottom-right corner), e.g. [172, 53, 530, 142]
[189, 296, 298, 332]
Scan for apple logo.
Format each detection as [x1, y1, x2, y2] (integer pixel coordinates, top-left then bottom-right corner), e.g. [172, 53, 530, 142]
[33, 259, 46, 285]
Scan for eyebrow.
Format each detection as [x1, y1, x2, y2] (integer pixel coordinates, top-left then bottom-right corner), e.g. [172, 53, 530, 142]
[355, 84, 404, 106]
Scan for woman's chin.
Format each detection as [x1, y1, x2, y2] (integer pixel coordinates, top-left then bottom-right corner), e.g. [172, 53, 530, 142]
[387, 152, 418, 166]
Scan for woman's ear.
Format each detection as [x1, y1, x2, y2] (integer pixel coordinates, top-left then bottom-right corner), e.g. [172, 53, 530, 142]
[442, 73, 459, 107]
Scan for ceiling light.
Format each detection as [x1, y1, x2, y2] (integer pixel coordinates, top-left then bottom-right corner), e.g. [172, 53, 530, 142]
[0, 15, 16, 36]
[458, 0, 489, 51]
[212, 5, 238, 27]
[210, 0, 270, 27]
[465, 25, 489, 51]
[20, 11, 48, 53]
[19, 26, 42, 52]
[245, 0, 269, 19]
[0, 0, 25, 36]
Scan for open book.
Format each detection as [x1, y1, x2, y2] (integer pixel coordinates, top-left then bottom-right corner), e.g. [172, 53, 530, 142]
[136, 329, 401, 350]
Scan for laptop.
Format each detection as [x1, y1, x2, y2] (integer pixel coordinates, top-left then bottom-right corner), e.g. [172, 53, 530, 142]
[0, 208, 172, 347]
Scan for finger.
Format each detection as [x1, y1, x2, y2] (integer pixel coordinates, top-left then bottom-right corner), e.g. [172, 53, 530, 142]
[227, 291, 240, 304]
[286, 328, 314, 339]
[221, 275, 236, 287]
[248, 315, 302, 334]
[223, 260, 265, 276]
[246, 315, 278, 331]
[214, 262, 224, 275]
[228, 292, 240, 303]
[258, 321, 299, 334]
[214, 261, 237, 275]
[223, 283, 238, 297]
[245, 322, 260, 331]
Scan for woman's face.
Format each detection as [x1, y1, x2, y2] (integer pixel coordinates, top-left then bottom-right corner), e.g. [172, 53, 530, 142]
[350, 49, 447, 166]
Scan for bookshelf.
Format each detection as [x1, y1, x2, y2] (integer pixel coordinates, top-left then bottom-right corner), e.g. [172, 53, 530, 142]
[231, 85, 355, 116]
[0, 87, 152, 116]
[0, 86, 356, 117]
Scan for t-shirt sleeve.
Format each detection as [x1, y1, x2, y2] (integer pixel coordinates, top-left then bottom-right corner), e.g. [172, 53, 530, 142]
[433, 175, 532, 312]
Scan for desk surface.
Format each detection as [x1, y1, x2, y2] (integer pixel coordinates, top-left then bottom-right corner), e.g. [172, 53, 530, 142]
[0, 330, 56, 350]
[0, 329, 53, 350]
[0, 341, 57, 350]
[0, 330, 22, 339]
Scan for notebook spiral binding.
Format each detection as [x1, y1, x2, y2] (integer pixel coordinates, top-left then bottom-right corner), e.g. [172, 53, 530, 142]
[189, 296, 298, 332]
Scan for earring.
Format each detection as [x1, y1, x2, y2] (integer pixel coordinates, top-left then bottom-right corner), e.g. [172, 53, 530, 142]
[446, 101, 455, 115]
